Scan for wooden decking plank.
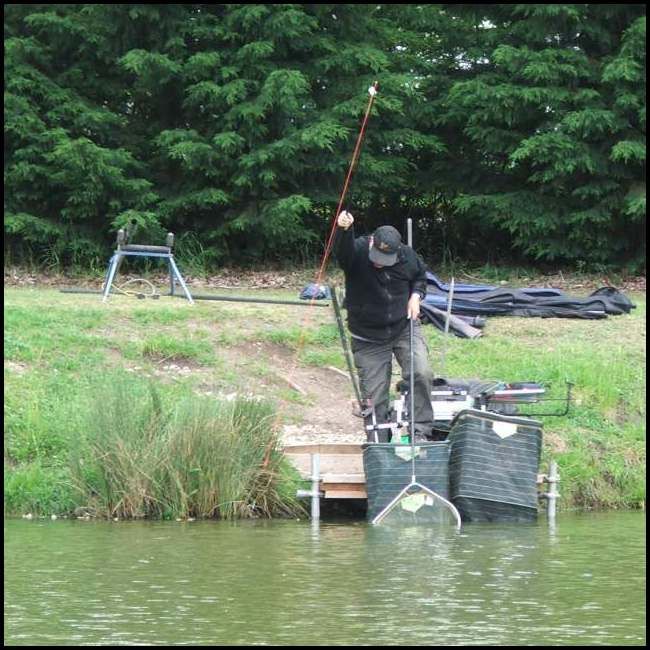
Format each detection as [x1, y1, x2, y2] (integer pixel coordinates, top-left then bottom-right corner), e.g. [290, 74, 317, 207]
[283, 443, 364, 455]
[323, 489, 368, 499]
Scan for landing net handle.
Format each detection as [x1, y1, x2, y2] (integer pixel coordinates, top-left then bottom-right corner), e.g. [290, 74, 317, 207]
[407, 218, 417, 482]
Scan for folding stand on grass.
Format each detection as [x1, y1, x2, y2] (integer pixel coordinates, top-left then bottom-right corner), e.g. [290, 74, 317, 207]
[102, 228, 194, 304]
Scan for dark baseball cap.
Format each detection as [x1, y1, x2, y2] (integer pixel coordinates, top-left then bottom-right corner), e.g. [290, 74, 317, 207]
[369, 226, 401, 266]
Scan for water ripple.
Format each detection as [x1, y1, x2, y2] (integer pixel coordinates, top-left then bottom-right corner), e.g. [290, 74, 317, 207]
[4, 512, 645, 646]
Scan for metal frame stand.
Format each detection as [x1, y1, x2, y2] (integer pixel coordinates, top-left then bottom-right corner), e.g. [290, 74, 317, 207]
[102, 247, 194, 305]
[541, 460, 560, 523]
[296, 453, 324, 520]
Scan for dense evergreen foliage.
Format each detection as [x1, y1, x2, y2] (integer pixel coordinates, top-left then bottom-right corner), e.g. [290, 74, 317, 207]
[4, 4, 646, 271]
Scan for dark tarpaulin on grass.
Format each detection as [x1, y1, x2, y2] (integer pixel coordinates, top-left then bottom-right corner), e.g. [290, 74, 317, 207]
[425, 272, 635, 316]
[419, 303, 485, 339]
[299, 284, 332, 300]
[300, 274, 636, 340]
[426, 271, 566, 297]
[420, 272, 636, 337]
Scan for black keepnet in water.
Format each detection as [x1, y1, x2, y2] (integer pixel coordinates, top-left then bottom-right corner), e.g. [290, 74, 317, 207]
[448, 409, 543, 523]
[363, 442, 451, 523]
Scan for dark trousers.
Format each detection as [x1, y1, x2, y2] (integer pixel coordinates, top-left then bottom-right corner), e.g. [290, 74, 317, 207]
[351, 321, 433, 442]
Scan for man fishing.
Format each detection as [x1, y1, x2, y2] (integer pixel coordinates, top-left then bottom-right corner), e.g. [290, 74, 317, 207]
[335, 210, 434, 442]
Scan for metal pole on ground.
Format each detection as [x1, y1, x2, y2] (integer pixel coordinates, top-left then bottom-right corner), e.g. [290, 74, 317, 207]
[440, 277, 455, 379]
[311, 453, 321, 520]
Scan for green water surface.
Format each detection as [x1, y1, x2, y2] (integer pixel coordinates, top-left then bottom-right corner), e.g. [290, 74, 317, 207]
[4, 511, 645, 646]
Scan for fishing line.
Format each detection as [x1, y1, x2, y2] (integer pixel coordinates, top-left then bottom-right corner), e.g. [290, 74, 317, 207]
[114, 278, 159, 299]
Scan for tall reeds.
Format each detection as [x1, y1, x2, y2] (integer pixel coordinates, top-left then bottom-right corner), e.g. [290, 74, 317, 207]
[69, 375, 305, 520]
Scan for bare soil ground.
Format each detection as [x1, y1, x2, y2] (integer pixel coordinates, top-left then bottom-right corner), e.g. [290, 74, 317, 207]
[218, 341, 365, 446]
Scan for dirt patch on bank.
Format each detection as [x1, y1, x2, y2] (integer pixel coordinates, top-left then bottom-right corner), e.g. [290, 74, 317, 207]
[218, 341, 365, 446]
[4, 360, 29, 375]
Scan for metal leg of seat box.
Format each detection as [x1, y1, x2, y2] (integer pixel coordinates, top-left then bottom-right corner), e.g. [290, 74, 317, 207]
[102, 253, 122, 302]
[169, 256, 194, 305]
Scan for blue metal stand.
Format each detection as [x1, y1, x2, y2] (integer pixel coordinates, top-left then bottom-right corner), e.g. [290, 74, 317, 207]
[102, 245, 194, 305]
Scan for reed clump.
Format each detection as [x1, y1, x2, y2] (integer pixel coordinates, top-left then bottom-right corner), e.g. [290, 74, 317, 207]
[69, 376, 305, 520]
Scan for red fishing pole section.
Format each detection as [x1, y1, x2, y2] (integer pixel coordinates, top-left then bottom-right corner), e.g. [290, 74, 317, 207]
[315, 81, 379, 287]
[292, 82, 379, 351]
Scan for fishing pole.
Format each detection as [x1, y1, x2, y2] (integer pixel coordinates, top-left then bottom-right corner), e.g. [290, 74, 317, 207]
[314, 81, 379, 286]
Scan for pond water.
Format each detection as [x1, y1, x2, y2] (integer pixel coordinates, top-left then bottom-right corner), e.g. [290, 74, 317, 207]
[4, 511, 645, 646]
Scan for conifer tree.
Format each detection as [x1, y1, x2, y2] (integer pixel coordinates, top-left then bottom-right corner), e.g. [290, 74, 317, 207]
[3, 4, 646, 270]
[438, 4, 645, 269]
[4, 4, 159, 268]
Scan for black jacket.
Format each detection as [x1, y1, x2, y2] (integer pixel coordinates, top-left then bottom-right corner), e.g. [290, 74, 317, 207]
[335, 226, 427, 342]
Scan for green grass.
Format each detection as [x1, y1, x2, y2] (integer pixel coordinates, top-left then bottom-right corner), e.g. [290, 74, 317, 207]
[140, 334, 214, 364]
[131, 306, 194, 325]
[68, 374, 305, 520]
[300, 349, 346, 368]
[262, 322, 339, 347]
[4, 462, 77, 516]
[3, 282, 646, 514]
[5, 370, 306, 519]
[4, 304, 108, 367]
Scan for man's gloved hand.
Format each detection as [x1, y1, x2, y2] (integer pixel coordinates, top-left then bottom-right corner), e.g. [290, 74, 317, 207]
[407, 293, 421, 320]
[337, 210, 354, 230]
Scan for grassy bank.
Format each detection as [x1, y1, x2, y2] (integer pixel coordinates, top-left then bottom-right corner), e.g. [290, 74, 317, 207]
[3, 274, 646, 516]
[4, 370, 306, 520]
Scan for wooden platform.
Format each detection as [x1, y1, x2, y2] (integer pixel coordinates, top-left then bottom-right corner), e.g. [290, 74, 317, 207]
[283, 443, 366, 499]
[283, 442, 548, 500]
